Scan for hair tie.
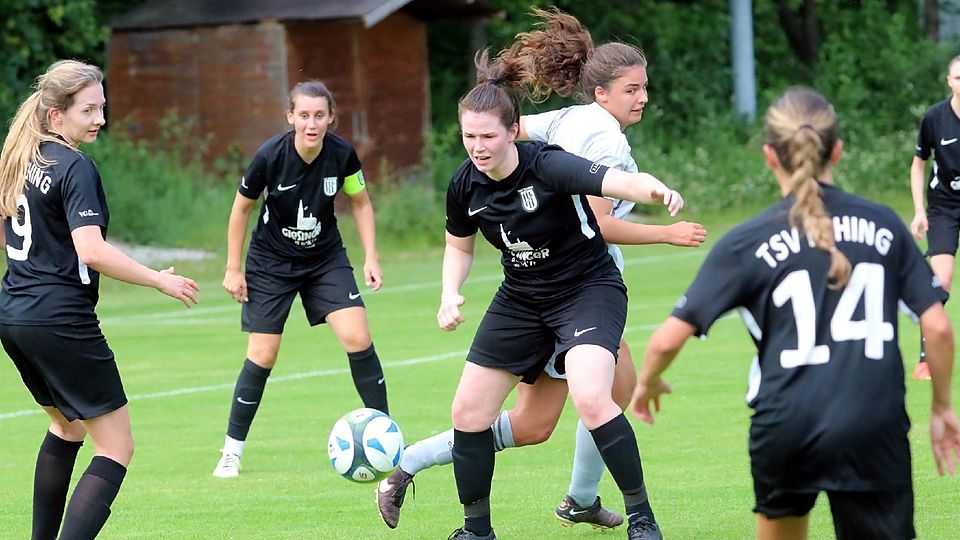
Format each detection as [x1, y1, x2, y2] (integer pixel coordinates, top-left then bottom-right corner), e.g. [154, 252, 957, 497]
[485, 78, 499, 85]
[829, 246, 838, 253]
[798, 123, 815, 131]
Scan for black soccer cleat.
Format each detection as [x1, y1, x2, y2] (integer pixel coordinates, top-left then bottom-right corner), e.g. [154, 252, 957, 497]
[376, 468, 414, 528]
[447, 527, 497, 540]
[555, 494, 624, 530]
[627, 514, 663, 540]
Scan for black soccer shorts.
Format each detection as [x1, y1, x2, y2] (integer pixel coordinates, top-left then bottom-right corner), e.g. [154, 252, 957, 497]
[0, 323, 126, 421]
[925, 190, 960, 257]
[466, 278, 626, 383]
[242, 249, 364, 334]
[753, 487, 914, 540]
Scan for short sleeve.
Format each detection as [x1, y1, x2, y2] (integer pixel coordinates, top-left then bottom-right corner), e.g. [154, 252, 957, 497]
[672, 233, 752, 336]
[239, 150, 268, 199]
[892, 215, 948, 314]
[581, 132, 635, 172]
[445, 164, 478, 238]
[535, 146, 606, 195]
[915, 109, 935, 160]
[342, 149, 366, 195]
[523, 110, 561, 143]
[61, 157, 107, 231]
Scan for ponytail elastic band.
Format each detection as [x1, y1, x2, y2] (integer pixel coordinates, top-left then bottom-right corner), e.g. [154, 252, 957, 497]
[485, 78, 499, 85]
[798, 123, 815, 131]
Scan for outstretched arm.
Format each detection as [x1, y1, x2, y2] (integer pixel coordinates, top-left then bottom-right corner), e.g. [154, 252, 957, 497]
[590, 195, 706, 247]
[348, 189, 382, 291]
[631, 316, 697, 424]
[600, 168, 684, 216]
[72, 226, 199, 308]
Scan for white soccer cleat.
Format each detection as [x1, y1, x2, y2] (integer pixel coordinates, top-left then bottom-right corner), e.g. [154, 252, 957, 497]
[212, 452, 241, 478]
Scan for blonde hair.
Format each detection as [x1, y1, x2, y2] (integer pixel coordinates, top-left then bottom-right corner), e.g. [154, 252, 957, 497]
[765, 87, 850, 289]
[0, 60, 103, 217]
[505, 7, 647, 103]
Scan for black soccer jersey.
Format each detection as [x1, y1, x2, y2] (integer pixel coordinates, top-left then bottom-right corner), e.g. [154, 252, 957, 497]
[916, 99, 960, 202]
[446, 142, 618, 297]
[673, 184, 946, 491]
[239, 130, 365, 261]
[0, 139, 109, 325]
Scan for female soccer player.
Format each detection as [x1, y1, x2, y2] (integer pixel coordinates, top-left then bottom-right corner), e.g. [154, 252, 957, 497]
[0, 60, 200, 540]
[633, 87, 960, 540]
[212, 81, 388, 478]
[377, 8, 704, 533]
[909, 54, 960, 381]
[439, 47, 682, 540]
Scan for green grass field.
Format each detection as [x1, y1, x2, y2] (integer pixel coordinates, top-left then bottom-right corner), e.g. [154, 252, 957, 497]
[1, 215, 958, 539]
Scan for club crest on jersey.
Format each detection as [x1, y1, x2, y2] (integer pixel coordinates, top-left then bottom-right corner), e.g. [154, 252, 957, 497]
[518, 186, 538, 212]
[323, 176, 338, 196]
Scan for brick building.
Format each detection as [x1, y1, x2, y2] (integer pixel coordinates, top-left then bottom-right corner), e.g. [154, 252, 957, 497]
[107, 0, 495, 181]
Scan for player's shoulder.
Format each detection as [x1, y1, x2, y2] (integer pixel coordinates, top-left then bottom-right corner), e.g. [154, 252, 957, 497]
[322, 131, 357, 156]
[41, 140, 97, 175]
[922, 98, 952, 121]
[823, 184, 903, 226]
[254, 130, 292, 159]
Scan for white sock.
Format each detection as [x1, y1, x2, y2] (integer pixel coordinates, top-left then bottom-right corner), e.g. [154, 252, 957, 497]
[223, 435, 244, 457]
[492, 410, 515, 451]
[398, 411, 517, 476]
[398, 428, 454, 475]
[568, 419, 604, 507]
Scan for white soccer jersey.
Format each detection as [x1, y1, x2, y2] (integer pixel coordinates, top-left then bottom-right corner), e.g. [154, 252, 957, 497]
[524, 102, 638, 270]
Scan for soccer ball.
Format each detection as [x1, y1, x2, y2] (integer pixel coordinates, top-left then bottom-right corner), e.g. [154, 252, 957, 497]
[327, 408, 404, 483]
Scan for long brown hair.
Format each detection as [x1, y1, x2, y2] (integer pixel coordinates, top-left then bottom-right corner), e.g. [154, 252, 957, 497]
[505, 7, 647, 103]
[765, 87, 851, 289]
[0, 60, 103, 217]
[457, 48, 531, 128]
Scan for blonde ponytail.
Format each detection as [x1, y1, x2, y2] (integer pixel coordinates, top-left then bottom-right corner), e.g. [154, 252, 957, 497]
[765, 88, 851, 289]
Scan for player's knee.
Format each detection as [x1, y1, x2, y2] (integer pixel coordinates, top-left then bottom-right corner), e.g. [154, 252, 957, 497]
[452, 402, 496, 432]
[512, 420, 554, 446]
[49, 419, 86, 441]
[340, 332, 372, 353]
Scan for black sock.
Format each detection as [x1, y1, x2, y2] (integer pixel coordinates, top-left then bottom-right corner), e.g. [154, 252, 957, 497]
[453, 428, 494, 536]
[590, 414, 654, 520]
[347, 344, 388, 414]
[58, 456, 126, 540]
[32, 431, 83, 540]
[226, 359, 271, 441]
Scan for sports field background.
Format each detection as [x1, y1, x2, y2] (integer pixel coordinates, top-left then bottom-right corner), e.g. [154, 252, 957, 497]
[0, 213, 958, 539]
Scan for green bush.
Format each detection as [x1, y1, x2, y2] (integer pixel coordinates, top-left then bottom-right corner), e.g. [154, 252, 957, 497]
[85, 123, 234, 250]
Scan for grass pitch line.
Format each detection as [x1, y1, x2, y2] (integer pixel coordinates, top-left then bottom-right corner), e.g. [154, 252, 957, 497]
[0, 310, 719, 421]
[102, 250, 706, 323]
[0, 350, 468, 421]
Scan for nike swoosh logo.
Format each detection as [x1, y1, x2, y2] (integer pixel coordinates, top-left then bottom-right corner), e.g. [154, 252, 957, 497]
[377, 377, 384, 385]
[240, 176, 249, 189]
[568, 509, 590, 516]
[573, 327, 597, 337]
[468, 206, 488, 216]
[277, 184, 297, 191]
[236, 397, 259, 405]
[942, 138, 958, 146]
[349, 292, 361, 300]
